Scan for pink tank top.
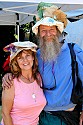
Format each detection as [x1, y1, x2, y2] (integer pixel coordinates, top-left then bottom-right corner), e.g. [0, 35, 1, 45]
[1, 78, 46, 125]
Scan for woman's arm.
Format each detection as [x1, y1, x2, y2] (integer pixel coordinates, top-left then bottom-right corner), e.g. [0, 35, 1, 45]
[2, 83, 14, 125]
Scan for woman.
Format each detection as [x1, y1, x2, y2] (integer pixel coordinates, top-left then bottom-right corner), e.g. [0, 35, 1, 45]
[1, 41, 46, 125]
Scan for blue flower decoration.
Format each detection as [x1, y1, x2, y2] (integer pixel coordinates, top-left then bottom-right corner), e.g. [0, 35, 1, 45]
[48, 18, 54, 23]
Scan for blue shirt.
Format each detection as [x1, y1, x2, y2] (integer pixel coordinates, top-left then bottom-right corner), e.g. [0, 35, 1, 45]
[37, 42, 83, 111]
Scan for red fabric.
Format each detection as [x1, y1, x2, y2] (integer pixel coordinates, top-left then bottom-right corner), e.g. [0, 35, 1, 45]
[2, 56, 10, 71]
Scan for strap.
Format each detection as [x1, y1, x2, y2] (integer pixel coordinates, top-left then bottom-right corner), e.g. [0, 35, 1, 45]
[68, 43, 77, 89]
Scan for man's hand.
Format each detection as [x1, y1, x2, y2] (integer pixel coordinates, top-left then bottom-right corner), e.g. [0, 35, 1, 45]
[80, 111, 83, 125]
[2, 73, 14, 89]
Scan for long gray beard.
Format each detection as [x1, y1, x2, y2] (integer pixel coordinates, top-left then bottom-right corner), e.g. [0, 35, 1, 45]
[39, 36, 61, 62]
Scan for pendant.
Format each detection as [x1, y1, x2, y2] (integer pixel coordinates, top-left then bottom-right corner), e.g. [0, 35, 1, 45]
[32, 93, 36, 99]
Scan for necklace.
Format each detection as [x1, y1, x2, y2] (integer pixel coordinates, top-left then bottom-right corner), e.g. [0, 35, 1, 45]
[20, 75, 36, 102]
[32, 82, 36, 102]
[20, 74, 34, 83]
[32, 93, 36, 100]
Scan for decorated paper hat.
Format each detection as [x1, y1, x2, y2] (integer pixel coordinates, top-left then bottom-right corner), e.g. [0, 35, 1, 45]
[32, 17, 64, 35]
[32, 2, 68, 34]
[3, 41, 37, 62]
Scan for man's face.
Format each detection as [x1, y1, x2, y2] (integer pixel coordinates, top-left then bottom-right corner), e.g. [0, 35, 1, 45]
[38, 25, 61, 61]
[39, 25, 57, 42]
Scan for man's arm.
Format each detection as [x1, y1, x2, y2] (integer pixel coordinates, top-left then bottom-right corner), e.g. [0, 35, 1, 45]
[2, 73, 14, 89]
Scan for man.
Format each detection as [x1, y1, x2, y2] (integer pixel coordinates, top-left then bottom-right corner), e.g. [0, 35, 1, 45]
[2, 2, 83, 125]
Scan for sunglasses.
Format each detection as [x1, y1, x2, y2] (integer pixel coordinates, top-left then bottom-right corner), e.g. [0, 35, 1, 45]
[40, 61, 56, 90]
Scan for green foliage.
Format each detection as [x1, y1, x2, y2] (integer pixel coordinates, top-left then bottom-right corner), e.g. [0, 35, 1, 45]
[14, 34, 18, 40]
[23, 23, 30, 33]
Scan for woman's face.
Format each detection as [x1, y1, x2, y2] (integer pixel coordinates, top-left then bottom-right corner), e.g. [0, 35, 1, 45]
[16, 50, 34, 71]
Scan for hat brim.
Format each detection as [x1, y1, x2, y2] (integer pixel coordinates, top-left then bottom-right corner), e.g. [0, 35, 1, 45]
[32, 17, 64, 35]
[10, 47, 36, 62]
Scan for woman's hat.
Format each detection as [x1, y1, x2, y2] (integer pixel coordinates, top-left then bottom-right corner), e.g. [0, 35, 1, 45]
[3, 41, 37, 62]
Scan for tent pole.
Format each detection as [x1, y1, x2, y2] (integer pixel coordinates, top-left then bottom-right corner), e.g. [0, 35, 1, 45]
[15, 25, 16, 41]
[17, 24, 19, 42]
[16, 13, 19, 42]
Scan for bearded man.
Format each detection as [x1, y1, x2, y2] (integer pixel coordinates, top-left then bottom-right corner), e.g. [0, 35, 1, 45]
[2, 2, 83, 125]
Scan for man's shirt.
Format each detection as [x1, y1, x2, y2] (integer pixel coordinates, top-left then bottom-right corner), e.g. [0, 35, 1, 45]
[37, 42, 83, 111]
